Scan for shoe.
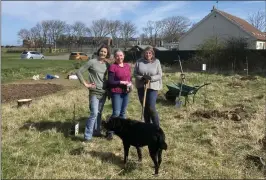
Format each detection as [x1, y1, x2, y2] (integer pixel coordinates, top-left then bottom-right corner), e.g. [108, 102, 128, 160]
[82, 139, 92, 144]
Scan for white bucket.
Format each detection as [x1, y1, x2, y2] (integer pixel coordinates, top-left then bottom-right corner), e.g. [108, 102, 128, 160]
[202, 64, 206, 71]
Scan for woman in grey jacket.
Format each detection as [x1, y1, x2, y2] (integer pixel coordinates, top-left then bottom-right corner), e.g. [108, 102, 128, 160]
[134, 46, 163, 127]
[76, 44, 110, 142]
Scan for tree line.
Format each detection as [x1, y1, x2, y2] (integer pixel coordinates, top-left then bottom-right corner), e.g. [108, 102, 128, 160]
[16, 10, 264, 51]
[17, 16, 191, 51]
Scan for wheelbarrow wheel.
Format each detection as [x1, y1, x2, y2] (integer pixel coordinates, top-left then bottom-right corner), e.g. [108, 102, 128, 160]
[165, 91, 176, 103]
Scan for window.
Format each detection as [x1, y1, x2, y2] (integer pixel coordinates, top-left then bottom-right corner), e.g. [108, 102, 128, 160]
[71, 53, 77, 55]
[79, 53, 86, 56]
[22, 52, 28, 54]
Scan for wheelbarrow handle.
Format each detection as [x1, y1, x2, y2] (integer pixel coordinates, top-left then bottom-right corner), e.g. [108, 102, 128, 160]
[194, 83, 211, 89]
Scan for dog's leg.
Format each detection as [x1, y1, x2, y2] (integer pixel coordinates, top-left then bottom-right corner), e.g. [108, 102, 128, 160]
[136, 147, 142, 162]
[158, 149, 162, 167]
[148, 147, 159, 175]
[123, 141, 130, 166]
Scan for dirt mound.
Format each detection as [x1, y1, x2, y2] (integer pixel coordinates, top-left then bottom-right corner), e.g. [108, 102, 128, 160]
[1, 83, 64, 103]
[227, 81, 244, 88]
[191, 104, 255, 121]
[240, 76, 258, 81]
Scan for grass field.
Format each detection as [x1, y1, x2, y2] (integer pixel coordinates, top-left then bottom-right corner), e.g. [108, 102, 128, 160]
[1, 53, 84, 83]
[1, 53, 266, 179]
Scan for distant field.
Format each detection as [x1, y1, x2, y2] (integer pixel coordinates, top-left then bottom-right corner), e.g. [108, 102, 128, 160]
[1, 53, 84, 83]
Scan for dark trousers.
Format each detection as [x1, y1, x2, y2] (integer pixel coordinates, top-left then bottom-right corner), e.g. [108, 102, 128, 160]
[137, 88, 160, 127]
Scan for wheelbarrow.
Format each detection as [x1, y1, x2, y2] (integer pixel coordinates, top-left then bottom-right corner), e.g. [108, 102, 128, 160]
[165, 82, 211, 106]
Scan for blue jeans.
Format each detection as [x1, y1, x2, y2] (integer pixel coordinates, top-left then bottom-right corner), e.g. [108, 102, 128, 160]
[137, 88, 160, 127]
[84, 94, 106, 140]
[107, 93, 129, 139]
[111, 93, 129, 119]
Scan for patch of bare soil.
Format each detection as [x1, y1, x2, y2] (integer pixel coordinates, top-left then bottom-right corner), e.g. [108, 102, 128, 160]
[191, 104, 256, 121]
[240, 76, 258, 81]
[227, 81, 245, 88]
[1, 83, 65, 103]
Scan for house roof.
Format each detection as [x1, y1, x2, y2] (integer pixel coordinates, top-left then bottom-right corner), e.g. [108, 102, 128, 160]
[179, 7, 266, 41]
[154, 47, 169, 51]
[217, 9, 266, 41]
[133, 45, 150, 51]
[129, 45, 168, 51]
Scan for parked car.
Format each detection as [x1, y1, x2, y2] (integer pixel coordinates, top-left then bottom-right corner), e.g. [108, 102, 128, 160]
[20, 51, 45, 60]
[69, 52, 89, 61]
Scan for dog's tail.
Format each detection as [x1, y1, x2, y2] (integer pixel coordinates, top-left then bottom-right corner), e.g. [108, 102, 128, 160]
[157, 130, 168, 150]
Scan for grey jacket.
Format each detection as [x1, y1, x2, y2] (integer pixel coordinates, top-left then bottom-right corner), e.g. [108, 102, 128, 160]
[134, 58, 163, 90]
[76, 58, 109, 95]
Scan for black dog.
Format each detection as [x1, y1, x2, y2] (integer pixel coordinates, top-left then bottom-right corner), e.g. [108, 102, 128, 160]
[102, 117, 167, 175]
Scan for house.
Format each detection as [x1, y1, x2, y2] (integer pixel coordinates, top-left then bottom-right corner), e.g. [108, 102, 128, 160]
[179, 6, 266, 50]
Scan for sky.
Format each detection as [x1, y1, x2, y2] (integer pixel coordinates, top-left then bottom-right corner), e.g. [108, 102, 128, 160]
[1, 1, 265, 46]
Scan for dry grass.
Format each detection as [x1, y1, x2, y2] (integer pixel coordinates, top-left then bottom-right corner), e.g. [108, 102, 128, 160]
[2, 71, 266, 179]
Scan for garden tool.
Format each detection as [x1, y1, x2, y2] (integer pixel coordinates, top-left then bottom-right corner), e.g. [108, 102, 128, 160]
[141, 80, 150, 121]
[176, 58, 185, 108]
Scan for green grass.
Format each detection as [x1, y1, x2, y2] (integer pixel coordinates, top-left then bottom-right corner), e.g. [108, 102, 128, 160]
[1, 58, 266, 179]
[1, 53, 85, 83]
[42, 52, 69, 56]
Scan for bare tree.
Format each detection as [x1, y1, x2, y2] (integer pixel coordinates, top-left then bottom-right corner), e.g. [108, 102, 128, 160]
[72, 21, 87, 51]
[142, 27, 151, 45]
[146, 21, 155, 45]
[33, 22, 47, 52]
[30, 26, 40, 51]
[17, 29, 31, 48]
[139, 33, 148, 45]
[90, 19, 110, 47]
[161, 16, 191, 43]
[119, 21, 137, 50]
[40, 21, 51, 51]
[49, 20, 67, 50]
[108, 20, 122, 48]
[142, 20, 164, 46]
[64, 24, 74, 52]
[33, 20, 66, 51]
[247, 10, 266, 31]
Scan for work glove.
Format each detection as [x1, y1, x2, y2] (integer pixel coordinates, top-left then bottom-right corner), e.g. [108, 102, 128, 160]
[142, 75, 151, 81]
[142, 75, 151, 84]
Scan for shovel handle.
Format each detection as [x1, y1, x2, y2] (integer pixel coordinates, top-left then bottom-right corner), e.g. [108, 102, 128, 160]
[141, 80, 150, 121]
